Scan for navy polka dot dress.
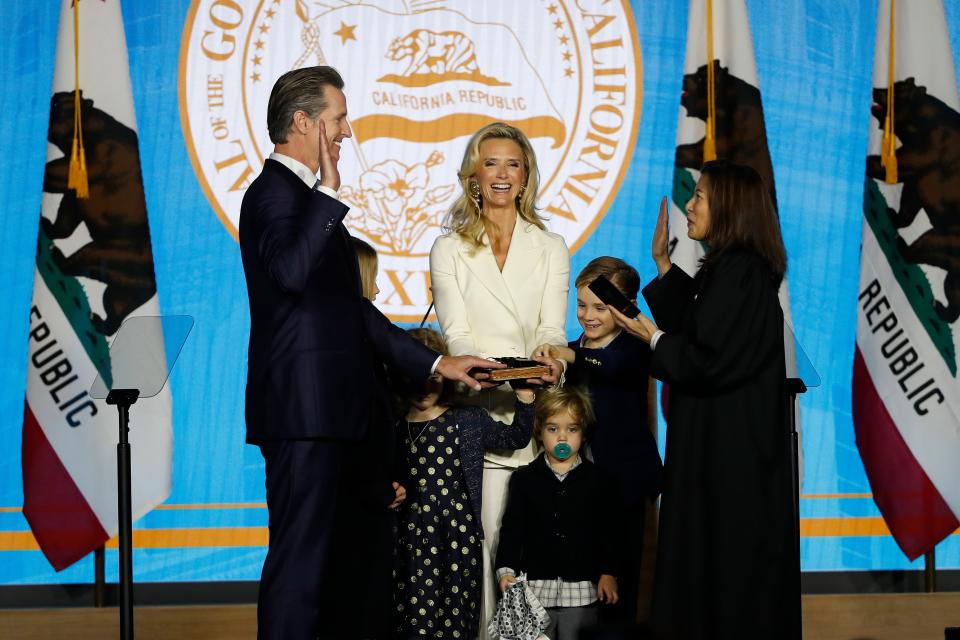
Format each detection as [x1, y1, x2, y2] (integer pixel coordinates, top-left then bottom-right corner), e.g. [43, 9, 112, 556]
[395, 410, 482, 639]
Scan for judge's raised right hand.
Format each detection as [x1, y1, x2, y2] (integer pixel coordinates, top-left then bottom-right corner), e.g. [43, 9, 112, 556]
[436, 355, 505, 391]
[653, 196, 671, 277]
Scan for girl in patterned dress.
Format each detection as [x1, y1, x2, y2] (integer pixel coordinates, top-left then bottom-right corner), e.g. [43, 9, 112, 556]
[394, 328, 536, 639]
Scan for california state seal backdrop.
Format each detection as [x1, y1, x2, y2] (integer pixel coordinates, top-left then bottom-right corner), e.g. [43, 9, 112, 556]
[180, 0, 642, 320]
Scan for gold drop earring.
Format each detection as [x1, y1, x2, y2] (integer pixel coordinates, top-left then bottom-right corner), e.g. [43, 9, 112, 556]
[470, 180, 482, 212]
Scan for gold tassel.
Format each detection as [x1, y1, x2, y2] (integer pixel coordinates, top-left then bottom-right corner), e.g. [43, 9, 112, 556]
[703, 0, 717, 162]
[881, 0, 898, 184]
[67, 0, 89, 199]
[68, 138, 89, 199]
[703, 124, 717, 161]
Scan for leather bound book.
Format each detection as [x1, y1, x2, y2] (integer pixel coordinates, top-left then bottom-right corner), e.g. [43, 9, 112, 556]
[485, 357, 552, 381]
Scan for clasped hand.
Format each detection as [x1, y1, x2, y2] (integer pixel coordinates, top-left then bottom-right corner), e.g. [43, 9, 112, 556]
[388, 481, 406, 510]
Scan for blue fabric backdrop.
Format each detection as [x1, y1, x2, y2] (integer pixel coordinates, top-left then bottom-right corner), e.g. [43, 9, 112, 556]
[1, 0, 958, 584]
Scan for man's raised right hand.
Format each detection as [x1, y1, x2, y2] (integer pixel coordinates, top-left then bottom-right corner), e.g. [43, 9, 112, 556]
[317, 119, 341, 192]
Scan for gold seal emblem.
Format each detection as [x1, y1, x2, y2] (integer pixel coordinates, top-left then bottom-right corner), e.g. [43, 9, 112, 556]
[180, 0, 642, 320]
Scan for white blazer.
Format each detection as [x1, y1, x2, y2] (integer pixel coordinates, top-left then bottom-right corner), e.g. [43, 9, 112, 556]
[430, 220, 569, 359]
[430, 220, 570, 467]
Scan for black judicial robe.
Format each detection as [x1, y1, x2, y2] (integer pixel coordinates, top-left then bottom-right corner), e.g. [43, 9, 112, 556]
[642, 250, 795, 639]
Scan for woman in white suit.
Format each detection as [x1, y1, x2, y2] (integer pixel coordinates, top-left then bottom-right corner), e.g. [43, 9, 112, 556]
[429, 122, 570, 635]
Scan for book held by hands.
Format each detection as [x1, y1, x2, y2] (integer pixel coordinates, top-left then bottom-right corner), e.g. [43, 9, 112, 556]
[483, 357, 551, 381]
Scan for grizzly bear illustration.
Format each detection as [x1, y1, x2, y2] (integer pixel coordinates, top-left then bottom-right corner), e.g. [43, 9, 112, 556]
[867, 77, 960, 324]
[386, 29, 479, 77]
[675, 61, 778, 208]
[42, 91, 157, 336]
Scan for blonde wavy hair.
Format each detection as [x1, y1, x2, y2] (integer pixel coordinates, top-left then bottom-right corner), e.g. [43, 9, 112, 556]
[442, 122, 546, 248]
[350, 236, 379, 301]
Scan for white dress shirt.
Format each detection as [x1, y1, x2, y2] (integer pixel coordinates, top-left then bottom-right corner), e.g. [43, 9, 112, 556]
[650, 329, 665, 350]
[267, 152, 339, 199]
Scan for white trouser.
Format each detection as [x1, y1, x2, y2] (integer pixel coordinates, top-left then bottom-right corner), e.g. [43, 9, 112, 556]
[471, 387, 538, 640]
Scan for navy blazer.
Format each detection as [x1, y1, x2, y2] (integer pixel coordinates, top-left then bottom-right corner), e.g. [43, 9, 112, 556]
[495, 454, 624, 582]
[239, 159, 437, 443]
[567, 332, 663, 506]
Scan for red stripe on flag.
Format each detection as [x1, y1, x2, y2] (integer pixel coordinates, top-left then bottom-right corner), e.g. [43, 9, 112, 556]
[852, 348, 958, 559]
[21, 402, 108, 571]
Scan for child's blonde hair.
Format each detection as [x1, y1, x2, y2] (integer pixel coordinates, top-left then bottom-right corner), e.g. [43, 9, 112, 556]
[406, 327, 448, 356]
[534, 386, 596, 440]
[351, 236, 379, 301]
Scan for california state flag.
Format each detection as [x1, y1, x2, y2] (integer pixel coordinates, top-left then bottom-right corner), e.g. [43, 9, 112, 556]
[22, 0, 172, 571]
[854, 0, 960, 560]
[669, 0, 795, 324]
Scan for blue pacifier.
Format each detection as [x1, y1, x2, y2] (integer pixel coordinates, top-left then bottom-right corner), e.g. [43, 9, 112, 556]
[553, 442, 572, 460]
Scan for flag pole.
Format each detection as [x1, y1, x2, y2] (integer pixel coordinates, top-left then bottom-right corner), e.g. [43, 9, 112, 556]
[924, 548, 936, 593]
[94, 545, 105, 607]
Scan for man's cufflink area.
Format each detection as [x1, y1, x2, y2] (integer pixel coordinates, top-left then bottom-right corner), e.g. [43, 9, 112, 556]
[312, 181, 340, 201]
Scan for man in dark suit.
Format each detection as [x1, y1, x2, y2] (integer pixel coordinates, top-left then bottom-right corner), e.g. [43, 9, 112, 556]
[239, 66, 494, 640]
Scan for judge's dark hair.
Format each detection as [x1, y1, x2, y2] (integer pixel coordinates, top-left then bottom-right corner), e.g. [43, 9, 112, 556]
[699, 159, 787, 284]
[575, 256, 640, 300]
[267, 66, 344, 144]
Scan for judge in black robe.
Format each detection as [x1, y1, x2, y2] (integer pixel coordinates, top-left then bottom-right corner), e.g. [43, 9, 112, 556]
[610, 160, 796, 639]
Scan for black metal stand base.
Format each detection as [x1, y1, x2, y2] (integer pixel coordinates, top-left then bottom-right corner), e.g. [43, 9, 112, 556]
[787, 378, 806, 640]
[106, 388, 140, 640]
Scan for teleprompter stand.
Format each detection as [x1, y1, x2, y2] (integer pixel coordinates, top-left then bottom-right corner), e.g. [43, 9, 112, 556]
[784, 322, 820, 640]
[90, 315, 193, 640]
[106, 388, 139, 639]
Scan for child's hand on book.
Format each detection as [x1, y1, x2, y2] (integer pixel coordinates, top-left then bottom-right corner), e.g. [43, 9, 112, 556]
[527, 354, 562, 386]
[532, 343, 576, 364]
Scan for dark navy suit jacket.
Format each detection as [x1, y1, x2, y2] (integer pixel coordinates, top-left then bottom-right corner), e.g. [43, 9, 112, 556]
[239, 158, 436, 443]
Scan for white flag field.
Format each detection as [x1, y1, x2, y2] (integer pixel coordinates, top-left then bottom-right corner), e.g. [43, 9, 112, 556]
[853, 0, 960, 560]
[668, 0, 800, 446]
[22, 0, 171, 571]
